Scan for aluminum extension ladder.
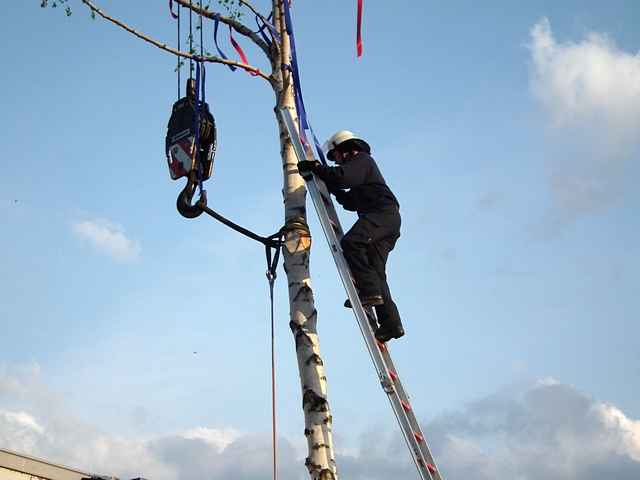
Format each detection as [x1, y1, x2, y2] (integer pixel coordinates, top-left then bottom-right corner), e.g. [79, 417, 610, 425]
[280, 108, 443, 480]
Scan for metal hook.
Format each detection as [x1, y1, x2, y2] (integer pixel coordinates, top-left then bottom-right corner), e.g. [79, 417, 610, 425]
[177, 170, 206, 218]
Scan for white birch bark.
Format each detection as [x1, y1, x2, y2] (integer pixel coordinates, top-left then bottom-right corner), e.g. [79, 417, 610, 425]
[270, 3, 338, 479]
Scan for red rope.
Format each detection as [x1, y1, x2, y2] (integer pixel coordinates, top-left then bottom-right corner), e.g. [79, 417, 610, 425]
[271, 308, 277, 480]
[356, 0, 364, 57]
[267, 276, 278, 480]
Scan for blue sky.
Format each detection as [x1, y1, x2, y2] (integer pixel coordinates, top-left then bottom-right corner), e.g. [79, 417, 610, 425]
[1, 1, 639, 479]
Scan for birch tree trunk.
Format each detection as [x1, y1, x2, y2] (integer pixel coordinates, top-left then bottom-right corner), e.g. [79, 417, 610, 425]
[270, 3, 338, 479]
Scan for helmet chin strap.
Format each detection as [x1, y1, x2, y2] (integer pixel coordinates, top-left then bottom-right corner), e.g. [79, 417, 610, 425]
[333, 149, 360, 165]
[343, 149, 360, 160]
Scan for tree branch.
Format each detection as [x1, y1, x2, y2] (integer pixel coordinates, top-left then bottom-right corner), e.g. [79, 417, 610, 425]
[80, 0, 273, 83]
[238, 0, 272, 30]
[174, 0, 272, 57]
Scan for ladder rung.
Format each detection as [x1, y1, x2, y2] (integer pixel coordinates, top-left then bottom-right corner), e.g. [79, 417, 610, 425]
[389, 370, 398, 382]
[427, 464, 437, 474]
[401, 400, 412, 412]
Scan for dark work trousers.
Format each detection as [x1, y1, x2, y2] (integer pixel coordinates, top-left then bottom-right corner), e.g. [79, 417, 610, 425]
[340, 208, 402, 329]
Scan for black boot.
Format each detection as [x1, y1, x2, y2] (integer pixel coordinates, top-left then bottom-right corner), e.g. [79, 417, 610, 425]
[344, 295, 384, 308]
[375, 323, 405, 342]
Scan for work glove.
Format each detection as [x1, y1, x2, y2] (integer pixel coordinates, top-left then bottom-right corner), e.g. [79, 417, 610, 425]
[297, 160, 320, 179]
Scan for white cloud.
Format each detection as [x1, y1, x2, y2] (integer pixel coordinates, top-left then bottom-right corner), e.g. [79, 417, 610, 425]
[0, 410, 45, 453]
[530, 18, 640, 137]
[529, 18, 640, 223]
[597, 404, 640, 462]
[0, 366, 300, 480]
[2, 365, 639, 480]
[337, 381, 640, 480]
[0, 411, 44, 434]
[427, 381, 640, 480]
[180, 427, 240, 452]
[72, 219, 140, 262]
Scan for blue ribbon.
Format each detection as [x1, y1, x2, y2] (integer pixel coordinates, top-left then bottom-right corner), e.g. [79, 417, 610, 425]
[282, 1, 327, 164]
[213, 15, 237, 72]
[254, 13, 280, 48]
[193, 61, 207, 195]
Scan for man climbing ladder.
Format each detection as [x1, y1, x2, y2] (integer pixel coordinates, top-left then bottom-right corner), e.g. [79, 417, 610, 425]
[299, 131, 405, 342]
[282, 108, 443, 480]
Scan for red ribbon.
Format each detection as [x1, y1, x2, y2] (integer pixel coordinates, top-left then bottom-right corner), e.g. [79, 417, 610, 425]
[229, 25, 260, 76]
[356, 0, 363, 57]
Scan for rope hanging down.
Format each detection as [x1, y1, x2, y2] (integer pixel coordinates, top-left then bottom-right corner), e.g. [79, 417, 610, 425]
[265, 238, 280, 480]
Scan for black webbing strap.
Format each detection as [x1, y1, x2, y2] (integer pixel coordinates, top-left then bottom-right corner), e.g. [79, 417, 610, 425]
[200, 203, 281, 247]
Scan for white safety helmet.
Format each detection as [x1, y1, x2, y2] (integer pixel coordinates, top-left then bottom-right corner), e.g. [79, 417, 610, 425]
[323, 130, 371, 161]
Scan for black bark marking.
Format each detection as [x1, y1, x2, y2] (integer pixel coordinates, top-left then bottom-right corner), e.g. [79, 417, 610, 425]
[319, 469, 336, 480]
[293, 284, 313, 302]
[294, 330, 314, 350]
[306, 353, 323, 366]
[289, 320, 298, 333]
[303, 389, 329, 413]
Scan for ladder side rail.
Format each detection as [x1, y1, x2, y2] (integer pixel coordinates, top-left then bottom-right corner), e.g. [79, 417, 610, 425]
[307, 156, 345, 238]
[377, 345, 443, 480]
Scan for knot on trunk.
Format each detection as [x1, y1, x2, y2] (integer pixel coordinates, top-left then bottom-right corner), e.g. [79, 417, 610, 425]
[319, 468, 337, 480]
[283, 217, 312, 254]
[306, 353, 324, 366]
[305, 459, 336, 480]
[293, 284, 313, 302]
[291, 325, 314, 350]
[303, 388, 329, 413]
[283, 215, 310, 234]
